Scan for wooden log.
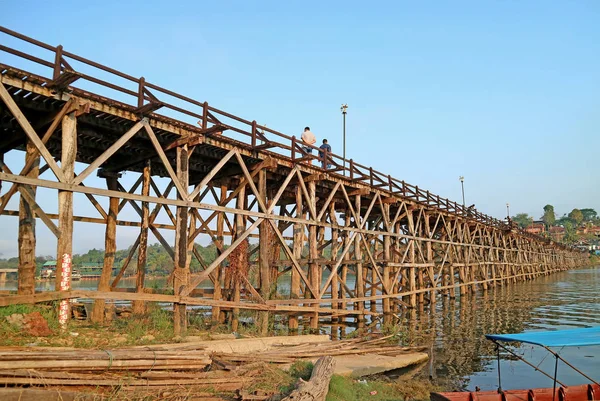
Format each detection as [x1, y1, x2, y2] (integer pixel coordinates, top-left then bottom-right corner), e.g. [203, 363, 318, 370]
[308, 180, 319, 330]
[258, 168, 270, 335]
[173, 145, 190, 335]
[133, 161, 151, 314]
[289, 186, 303, 333]
[92, 175, 119, 323]
[17, 140, 39, 295]
[213, 184, 227, 323]
[281, 356, 335, 401]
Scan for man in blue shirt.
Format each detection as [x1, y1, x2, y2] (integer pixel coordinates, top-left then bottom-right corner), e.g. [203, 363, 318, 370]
[319, 139, 332, 169]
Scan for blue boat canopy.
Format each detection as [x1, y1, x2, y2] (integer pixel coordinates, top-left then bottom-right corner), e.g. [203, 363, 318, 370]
[486, 326, 600, 347]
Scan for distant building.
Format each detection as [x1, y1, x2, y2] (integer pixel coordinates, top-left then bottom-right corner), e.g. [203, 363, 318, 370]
[40, 260, 56, 279]
[549, 226, 565, 242]
[525, 221, 546, 235]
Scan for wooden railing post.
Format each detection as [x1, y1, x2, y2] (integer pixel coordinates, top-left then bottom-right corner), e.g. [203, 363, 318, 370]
[291, 136, 296, 162]
[349, 159, 354, 180]
[202, 101, 208, 129]
[53, 45, 63, 80]
[251, 120, 257, 148]
[137, 77, 145, 108]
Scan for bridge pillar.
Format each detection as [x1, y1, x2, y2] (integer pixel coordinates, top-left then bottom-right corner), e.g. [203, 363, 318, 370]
[0, 272, 6, 283]
[18, 139, 40, 295]
[213, 184, 227, 324]
[289, 186, 302, 333]
[56, 110, 77, 327]
[173, 145, 190, 336]
[330, 201, 340, 332]
[354, 193, 365, 328]
[308, 180, 319, 330]
[258, 168, 270, 335]
[133, 161, 151, 315]
[92, 172, 120, 323]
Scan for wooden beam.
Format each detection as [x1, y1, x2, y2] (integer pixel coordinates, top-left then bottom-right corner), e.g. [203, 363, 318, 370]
[0, 82, 66, 183]
[73, 120, 145, 185]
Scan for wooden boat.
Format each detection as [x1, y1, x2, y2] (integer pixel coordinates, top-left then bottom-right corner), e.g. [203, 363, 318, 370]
[431, 327, 600, 401]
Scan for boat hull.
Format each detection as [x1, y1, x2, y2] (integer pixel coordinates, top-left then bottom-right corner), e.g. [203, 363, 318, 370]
[431, 384, 600, 401]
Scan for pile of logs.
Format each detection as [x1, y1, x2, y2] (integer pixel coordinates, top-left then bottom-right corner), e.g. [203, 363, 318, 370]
[0, 335, 425, 400]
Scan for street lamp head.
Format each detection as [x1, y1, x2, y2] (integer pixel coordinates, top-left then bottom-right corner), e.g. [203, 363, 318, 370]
[459, 176, 464, 183]
[341, 104, 348, 114]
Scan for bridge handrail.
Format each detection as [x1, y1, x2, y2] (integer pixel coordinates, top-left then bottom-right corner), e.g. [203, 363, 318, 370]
[0, 26, 580, 253]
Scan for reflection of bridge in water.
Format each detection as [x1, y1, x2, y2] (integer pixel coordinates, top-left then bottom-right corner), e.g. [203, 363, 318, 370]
[0, 26, 590, 335]
[399, 268, 600, 391]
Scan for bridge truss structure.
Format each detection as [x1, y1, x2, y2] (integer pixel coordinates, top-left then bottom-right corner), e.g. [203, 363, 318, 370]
[0, 26, 588, 335]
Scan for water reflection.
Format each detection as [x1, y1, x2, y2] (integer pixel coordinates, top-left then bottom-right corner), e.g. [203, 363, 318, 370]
[409, 267, 600, 391]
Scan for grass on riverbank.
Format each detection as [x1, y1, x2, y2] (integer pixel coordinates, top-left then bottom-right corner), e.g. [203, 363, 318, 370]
[248, 360, 436, 401]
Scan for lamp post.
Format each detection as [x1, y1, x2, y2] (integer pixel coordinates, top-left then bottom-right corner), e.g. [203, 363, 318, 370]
[459, 176, 465, 207]
[341, 104, 348, 175]
[506, 203, 510, 218]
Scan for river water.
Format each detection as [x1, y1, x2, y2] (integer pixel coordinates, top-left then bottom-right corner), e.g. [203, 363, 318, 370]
[1, 266, 598, 391]
[419, 266, 600, 391]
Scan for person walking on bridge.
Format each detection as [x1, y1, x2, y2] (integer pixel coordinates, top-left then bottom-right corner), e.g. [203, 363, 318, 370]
[301, 126, 316, 165]
[319, 139, 332, 169]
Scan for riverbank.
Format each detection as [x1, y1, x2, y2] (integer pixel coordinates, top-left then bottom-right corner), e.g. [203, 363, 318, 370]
[0, 304, 436, 400]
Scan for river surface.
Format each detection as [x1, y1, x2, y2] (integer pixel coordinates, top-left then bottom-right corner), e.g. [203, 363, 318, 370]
[417, 266, 600, 391]
[1, 267, 598, 391]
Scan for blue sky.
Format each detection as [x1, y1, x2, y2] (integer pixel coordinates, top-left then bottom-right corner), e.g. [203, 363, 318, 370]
[1, 1, 599, 257]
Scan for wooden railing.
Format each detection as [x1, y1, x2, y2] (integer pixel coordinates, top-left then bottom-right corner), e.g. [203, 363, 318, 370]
[0, 25, 580, 253]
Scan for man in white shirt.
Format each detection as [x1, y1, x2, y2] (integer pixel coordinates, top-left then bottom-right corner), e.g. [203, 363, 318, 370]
[301, 126, 316, 165]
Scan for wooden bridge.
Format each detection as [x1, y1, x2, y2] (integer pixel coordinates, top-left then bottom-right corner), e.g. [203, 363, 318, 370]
[0, 26, 589, 335]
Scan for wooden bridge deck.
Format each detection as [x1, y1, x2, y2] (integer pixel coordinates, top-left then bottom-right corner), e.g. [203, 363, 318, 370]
[0, 26, 589, 335]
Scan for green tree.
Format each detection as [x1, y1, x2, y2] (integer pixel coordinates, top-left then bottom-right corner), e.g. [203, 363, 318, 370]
[580, 208, 597, 222]
[568, 209, 584, 226]
[542, 204, 556, 228]
[556, 214, 572, 226]
[512, 213, 532, 228]
[562, 221, 578, 244]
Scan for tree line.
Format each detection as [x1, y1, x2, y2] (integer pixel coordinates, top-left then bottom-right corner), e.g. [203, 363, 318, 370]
[512, 206, 598, 244]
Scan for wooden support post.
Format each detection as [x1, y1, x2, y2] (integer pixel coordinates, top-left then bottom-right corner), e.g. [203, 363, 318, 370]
[17, 141, 39, 295]
[133, 162, 151, 315]
[354, 194, 365, 329]
[382, 204, 391, 325]
[341, 213, 350, 323]
[231, 187, 246, 332]
[173, 145, 190, 336]
[213, 185, 226, 323]
[289, 186, 302, 333]
[308, 180, 319, 330]
[92, 173, 119, 323]
[258, 168, 270, 335]
[330, 202, 339, 324]
[56, 111, 76, 325]
[407, 210, 417, 308]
